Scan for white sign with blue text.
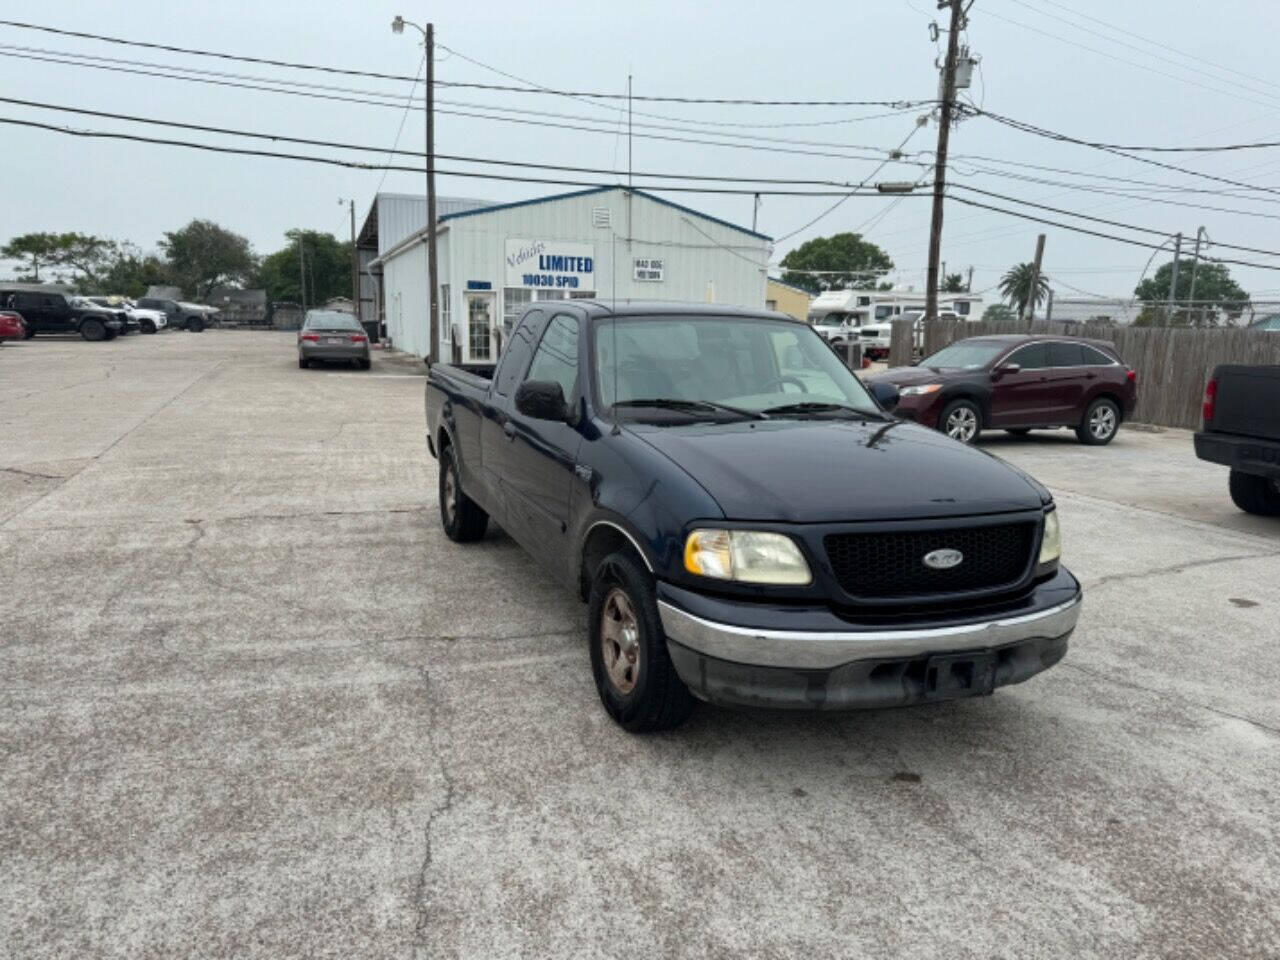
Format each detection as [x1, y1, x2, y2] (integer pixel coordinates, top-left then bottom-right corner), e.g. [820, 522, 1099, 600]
[505, 239, 595, 290]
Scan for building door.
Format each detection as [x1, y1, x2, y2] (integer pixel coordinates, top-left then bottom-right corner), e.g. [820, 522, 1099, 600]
[465, 291, 495, 363]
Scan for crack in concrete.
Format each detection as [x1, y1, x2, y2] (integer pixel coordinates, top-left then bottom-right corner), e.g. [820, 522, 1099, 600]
[1062, 661, 1280, 739]
[1082, 551, 1280, 591]
[413, 668, 459, 951]
[0, 466, 65, 480]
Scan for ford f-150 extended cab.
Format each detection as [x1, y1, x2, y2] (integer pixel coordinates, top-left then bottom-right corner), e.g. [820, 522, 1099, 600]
[424, 301, 1081, 732]
[1195, 364, 1280, 515]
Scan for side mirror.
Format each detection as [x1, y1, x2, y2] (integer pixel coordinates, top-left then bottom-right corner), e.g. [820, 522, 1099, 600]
[994, 362, 1021, 378]
[515, 379, 569, 421]
[869, 381, 900, 412]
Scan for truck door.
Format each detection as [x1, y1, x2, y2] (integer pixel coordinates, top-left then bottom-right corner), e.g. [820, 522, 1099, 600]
[500, 312, 584, 572]
[479, 309, 545, 523]
[44, 295, 73, 333]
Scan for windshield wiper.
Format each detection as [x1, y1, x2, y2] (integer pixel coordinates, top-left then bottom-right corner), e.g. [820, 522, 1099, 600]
[760, 401, 889, 421]
[612, 398, 766, 420]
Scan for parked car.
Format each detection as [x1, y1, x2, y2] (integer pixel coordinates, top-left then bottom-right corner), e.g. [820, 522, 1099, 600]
[297, 309, 370, 369]
[866, 334, 1137, 445]
[0, 290, 123, 341]
[87, 296, 165, 334]
[135, 297, 212, 332]
[424, 301, 1080, 732]
[1194, 365, 1280, 515]
[0, 310, 25, 342]
[70, 297, 134, 335]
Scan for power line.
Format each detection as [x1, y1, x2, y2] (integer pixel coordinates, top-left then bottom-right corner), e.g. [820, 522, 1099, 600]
[0, 18, 932, 107]
[0, 113, 932, 198]
[971, 108, 1280, 198]
[0, 94, 936, 188]
[0, 49, 930, 166]
[371, 54, 424, 198]
[946, 194, 1280, 272]
[773, 125, 927, 242]
[948, 183, 1280, 258]
[1008, 0, 1280, 98]
[982, 7, 1280, 111]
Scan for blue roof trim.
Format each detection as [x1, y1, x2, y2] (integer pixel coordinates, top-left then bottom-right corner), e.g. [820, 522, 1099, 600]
[438, 185, 773, 242]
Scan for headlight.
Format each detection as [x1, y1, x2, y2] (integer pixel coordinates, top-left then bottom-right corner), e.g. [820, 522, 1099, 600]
[1038, 508, 1061, 565]
[684, 529, 812, 585]
[900, 384, 941, 396]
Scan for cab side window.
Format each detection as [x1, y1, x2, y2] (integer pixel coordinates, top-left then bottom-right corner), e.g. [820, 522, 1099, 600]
[494, 310, 544, 396]
[1049, 342, 1084, 367]
[525, 314, 580, 401]
[1079, 345, 1117, 366]
[1008, 342, 1050, 370]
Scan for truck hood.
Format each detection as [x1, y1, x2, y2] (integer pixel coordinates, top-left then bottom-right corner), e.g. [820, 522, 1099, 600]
[628, 418, 1047, 522]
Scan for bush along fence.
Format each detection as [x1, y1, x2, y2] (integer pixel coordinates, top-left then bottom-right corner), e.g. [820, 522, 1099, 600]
[888, 319, 1280, 430]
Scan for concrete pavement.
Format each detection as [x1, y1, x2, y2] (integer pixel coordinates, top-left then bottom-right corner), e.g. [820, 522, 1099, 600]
[2, 331, 1278, 958]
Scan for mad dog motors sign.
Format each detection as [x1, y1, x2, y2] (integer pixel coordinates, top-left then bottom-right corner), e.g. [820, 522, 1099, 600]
[505, 239, 595, 290]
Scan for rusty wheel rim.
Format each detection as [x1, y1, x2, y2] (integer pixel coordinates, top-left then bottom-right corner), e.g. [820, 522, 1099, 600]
[442, 464, 457, 526]
[600, 587, 640, 695]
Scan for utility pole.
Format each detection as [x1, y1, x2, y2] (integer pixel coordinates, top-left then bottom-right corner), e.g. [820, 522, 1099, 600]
[925, 0, 965, 325]
[392, 16, 438, 360]
[425, 23, 439, 365]
[1186, 226, 1206, 326]
[966, 265, 973, 292]
[1167, 231, 1183, 324]
[752, 192, 761, 233]
[1022, 233, 1045, 328]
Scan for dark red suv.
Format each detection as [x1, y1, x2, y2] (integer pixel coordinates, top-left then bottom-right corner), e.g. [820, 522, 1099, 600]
[867, 335, 1138, 445]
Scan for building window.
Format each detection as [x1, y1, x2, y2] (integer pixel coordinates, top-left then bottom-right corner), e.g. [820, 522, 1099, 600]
[440, 284, 452, 342]
[503, 288, 531, 335]
[569, 290, 596, 299]
[468, 295, 493, 360]
[766, 299, 778, 311]
[535, 289, 566, 301]
[954, 300, 971, 316]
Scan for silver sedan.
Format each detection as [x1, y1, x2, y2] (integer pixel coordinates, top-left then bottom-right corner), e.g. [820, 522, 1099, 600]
[298, 310, 370, 369]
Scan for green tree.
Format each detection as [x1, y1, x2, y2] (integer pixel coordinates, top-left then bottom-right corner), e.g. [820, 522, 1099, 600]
[941, 272, 966, 293]
[255, 230, 353, 307]
[1134, 259, 1249, 326]
[47, 233, 119, 291]
[981, 303, 1017, 323]
[779, 232, 894, 294]
[999, 262, 1050, 316]
[100, 243, 174, 298]
[160, 219, 256, 299]
[2, 232, 60, 281]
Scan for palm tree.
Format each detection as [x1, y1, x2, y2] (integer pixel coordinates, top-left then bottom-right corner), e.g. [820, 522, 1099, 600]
[999, 263, 1050, 317]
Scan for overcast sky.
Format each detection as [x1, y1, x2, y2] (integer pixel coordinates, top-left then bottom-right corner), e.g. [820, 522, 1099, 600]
[2, 0, 1278, 300]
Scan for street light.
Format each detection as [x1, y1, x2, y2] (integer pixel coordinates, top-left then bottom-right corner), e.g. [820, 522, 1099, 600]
[391, 14, 439, 364]
[876, 182, 918, 194]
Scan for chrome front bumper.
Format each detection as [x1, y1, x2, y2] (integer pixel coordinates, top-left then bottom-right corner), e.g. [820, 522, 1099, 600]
[658, 593, 1082, 671]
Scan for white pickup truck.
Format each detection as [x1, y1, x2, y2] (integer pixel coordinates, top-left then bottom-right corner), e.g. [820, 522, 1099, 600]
[856, 309, 962, 360]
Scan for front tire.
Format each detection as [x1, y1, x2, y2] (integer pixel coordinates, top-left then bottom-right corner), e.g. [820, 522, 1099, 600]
[187, 317, 205, 333]
[1229, 470, 1280, 516]
[587, 551, 694, 733]
[141, 319, 156, 334]
[1077, 398, 1120, 445]
[939, 399, 982, 444]
[81, 319, 105, 341]
[438, 444, 488, 542]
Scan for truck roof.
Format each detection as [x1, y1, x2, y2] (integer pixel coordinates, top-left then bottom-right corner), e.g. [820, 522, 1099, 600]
[564, 299, 801, 323]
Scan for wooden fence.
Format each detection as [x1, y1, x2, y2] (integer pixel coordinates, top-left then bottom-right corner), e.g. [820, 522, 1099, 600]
[889, 320, 1280, 430]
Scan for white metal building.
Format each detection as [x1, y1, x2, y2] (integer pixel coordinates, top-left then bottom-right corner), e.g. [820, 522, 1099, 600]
[370, 186, 772, 361]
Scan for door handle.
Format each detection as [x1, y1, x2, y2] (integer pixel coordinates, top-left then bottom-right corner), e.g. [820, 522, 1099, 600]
[502, 422, 516, 441]
[1085, 372, 1097, 380]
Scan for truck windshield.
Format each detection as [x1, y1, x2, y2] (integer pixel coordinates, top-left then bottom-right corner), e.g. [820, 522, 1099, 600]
[593, 316, 880, 417]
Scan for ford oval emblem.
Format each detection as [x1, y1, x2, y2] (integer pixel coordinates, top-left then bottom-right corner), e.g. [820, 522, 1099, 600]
[923, 548, 963, 570]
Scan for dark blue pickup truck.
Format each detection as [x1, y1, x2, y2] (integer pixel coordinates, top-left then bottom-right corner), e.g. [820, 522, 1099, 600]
[424, 301, 1081, 732]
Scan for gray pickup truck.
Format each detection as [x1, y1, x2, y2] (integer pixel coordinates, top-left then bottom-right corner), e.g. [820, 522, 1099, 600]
[1195, 364, 1280, 515]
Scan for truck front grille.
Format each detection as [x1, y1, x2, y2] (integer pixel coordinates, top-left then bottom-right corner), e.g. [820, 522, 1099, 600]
[824, 521, 1037, 599]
